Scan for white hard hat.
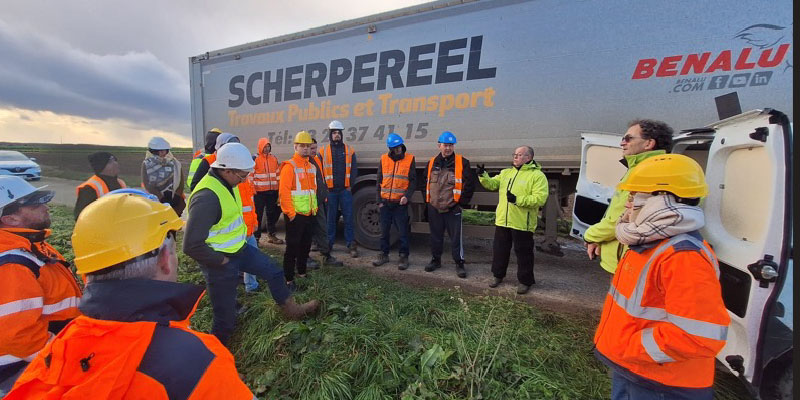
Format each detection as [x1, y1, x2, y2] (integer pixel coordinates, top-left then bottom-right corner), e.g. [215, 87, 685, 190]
[0, 176, 53, 212]
[328, 120, 344, 130]
[215, 132, 240, 150]
[211, 143, 255, 171]
[147, 136, 170, 151]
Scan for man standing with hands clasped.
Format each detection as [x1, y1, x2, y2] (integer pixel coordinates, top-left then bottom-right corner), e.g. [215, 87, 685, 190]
[477, 146, 548, 294]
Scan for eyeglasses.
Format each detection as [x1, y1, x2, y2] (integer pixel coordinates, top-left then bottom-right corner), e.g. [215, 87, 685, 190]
[512, 153, 527, 158]
[621, 134, 650, 143]
[233, 170, 250, 179]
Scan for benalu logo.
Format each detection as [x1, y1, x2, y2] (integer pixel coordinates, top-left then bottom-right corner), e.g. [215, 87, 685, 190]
[632, 23, 792, 93]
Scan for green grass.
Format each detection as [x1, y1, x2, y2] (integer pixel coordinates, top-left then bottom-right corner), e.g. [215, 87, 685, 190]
[48, 205, 748, 400]
[462, 209, 496, 226]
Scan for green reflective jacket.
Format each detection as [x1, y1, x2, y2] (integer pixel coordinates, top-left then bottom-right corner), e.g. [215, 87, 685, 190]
[583, 150, 666, 273]
[479, 161, 549, 233]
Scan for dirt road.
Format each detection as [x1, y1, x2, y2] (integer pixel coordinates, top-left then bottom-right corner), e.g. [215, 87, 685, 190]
[41, 175, 609, 315]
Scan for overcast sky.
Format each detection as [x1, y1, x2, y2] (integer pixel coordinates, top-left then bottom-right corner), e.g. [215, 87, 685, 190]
[0, 0, 428, 147]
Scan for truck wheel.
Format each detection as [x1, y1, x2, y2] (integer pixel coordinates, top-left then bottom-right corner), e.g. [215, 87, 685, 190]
[353, 186, 385, 250]
[763, 362, 792, 400]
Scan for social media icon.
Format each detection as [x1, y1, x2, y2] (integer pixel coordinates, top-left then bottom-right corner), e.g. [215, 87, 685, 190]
[750, 71, 772, 86]
[708, 75, 729, 90]
[729, 73, 751, 88]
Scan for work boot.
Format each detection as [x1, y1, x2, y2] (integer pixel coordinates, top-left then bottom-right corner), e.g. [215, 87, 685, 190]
[307, 258, 320, 270]
[348, 243, 359, 258]
[280, 297, 320, 320]
[397, 255, 409, 270]
[455, 262, 467, 279]
[372, 253, 389, 267]
[267, 233, 284, 244]
[516, 283, 532, 294]
[424, 259, 441, 272]
[322, 253, 343, 267]
[311, 244, 320, 252]
[489, 277, 503, 288]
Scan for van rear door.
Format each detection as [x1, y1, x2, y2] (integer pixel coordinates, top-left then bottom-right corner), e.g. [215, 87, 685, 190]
[699, 109, 792, 385]
[570, 132, 625, 240]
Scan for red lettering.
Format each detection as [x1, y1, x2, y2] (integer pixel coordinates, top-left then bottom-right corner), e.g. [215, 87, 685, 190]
[680, 53, 710, 75]
[757, 43, 791, 68]
[734, 48, 756, 69]
[705, 50, 732, 73]
[656, 55, 682, 77]
[632, 59, 657, 79]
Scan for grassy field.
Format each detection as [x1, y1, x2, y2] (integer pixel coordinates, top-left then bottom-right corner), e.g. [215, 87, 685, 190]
[48, 205, 749, 399]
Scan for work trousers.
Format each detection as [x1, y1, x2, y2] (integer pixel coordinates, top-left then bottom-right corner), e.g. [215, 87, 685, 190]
[380, 202, 410, 256]
[427, 204, 464, 263]
[254, 190, 280, 236]
[200, 244, 291, 345]
[312, 200, 331, 254]
[284, 214, 314, 282]
[611, 372, 713, 400]
[327, 189, 354, 247]
[491, 226, 535, 286]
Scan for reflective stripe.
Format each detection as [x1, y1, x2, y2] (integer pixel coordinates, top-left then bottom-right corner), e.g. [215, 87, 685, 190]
[381, 188, 406, 194]
[242, 206, 253, 213]
[42, 296, 79, 315]
[0, 249, 45, 267]
[292, 189, 315, 196]
[383, 175, 409, 180]
[209, 234, 248, 250]
[89, 180, 106, 196]
[208, 217, 244, 237]
[453, 189, 462, 194]
[0, 351, 38, 366]
[454, 178, 463, 183]
[641, 328, 675, 363]
[0, 297, 44, 318]
[668, 314, 728, 340]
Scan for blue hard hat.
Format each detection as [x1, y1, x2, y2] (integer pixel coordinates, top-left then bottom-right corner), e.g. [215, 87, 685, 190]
[438, 131, 457, 144]
[386, 133, 404, 148]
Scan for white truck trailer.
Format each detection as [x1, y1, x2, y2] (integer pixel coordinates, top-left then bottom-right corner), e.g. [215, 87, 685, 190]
[190, 2, 793, 395]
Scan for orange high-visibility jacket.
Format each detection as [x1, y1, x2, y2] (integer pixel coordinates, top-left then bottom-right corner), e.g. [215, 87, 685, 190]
[0, 229, 82, 376]
[278, 153, 318, 220]
[253, 138, 280, 192]
[237, 175, 258, 236]
[379, 153, 415, 202]
[75, 175, 127, 198]
[319, 144, 354, 188]
[426, 154, 464, 203]
[594, 233, 730, 388]
[5, 280, 253, 400]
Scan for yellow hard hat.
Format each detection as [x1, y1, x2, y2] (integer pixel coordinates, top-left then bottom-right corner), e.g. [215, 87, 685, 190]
[294, 130, 313, 144]
[72, 193, 184, 275]
[618, 154, 708, 198]
[209, 127, 222, 134]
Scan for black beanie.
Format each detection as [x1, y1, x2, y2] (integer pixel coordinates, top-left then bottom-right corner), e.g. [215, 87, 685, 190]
[205, 131, 221, 154]
[88, 152, 113, 174]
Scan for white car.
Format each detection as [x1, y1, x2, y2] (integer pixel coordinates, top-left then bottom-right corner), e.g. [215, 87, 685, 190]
[0, 150, 42, 181]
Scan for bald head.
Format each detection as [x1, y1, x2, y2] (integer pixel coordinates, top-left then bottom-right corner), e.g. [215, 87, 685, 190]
[513, 146, 534, 167]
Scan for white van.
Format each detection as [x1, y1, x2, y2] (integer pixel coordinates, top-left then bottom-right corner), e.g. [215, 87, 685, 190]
[571, 108, 793, 399]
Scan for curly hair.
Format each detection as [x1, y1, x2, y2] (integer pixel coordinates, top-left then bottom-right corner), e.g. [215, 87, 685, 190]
[628, 119, 673, 152]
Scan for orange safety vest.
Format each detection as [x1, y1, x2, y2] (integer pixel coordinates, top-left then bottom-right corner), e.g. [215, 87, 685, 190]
[319, 144, 354, 188]
[379, 153, 415, 202]
[254, 154, 280, 192]
[204, 153, 217, 164]
[237, 175, 258, 236]
[278, 154, 318, 219]
[0, 229, 82, 372]
[75, 175, 127, 198]
[594, 233, 730, 388]
[425, 154, 463, 203]
[5, 315, 253, 399]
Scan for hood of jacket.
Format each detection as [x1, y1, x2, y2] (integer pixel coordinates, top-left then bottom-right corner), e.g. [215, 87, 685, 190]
[80, 278, 204, 324]
[257, 138, 271, 156]
[620, 149, 666, 169]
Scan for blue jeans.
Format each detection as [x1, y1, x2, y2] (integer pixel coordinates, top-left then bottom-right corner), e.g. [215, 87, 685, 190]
[380, 203, 409, 256]
[200, 244, 291, 345]
[243, 236, 259, 292]
[327, 188, 354, 247]
[611, 372, 713, 400]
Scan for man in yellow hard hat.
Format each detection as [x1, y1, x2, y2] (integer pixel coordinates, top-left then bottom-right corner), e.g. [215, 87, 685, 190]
[5, 191, 255, 399]
[279, 131, 319, 290]
[184, 142, 319, 345]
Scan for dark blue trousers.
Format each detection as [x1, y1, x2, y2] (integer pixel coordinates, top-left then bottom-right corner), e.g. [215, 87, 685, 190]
[380, 202, 410, 256]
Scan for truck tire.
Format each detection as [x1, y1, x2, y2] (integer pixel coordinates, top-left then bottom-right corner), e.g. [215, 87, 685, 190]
[353, 186, 384, 250]
[762, 362, 792, 400]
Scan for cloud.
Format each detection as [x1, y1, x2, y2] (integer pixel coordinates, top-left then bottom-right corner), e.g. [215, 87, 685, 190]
[0, 106, 192, 147]
[0, 19, 188, 125]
